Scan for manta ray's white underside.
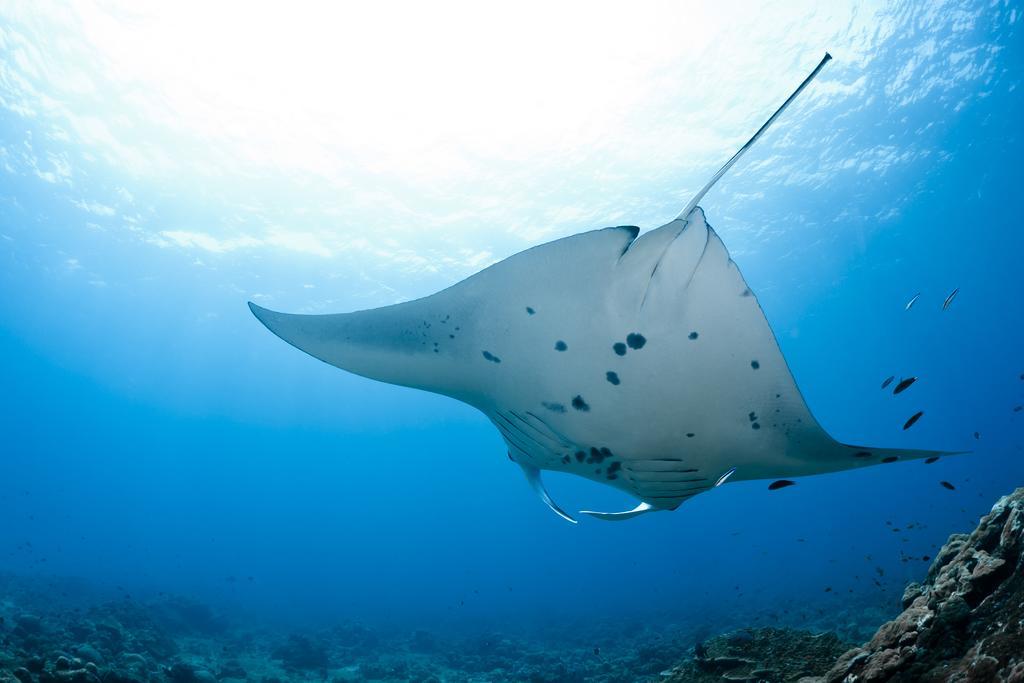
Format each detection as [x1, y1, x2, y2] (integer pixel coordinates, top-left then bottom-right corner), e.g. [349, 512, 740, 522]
[248, 54, 946, 522]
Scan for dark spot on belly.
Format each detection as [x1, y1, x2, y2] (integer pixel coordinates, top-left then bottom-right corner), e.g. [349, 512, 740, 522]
[606, 371, 620, 385]
[482, 351, 501, 363]
[613, 342, 627, 356]
[607, 461, 621, 474]
[526, 307, 535, 315]
[542, 402, 566, 413]
[571, 395, 590, 411]
[742, 289, 752, 297]
[750, 360, 760, 369]
[554, 340, 567, 351]
[881, 456, 898, 463]
[768, 479, 795, 490]
[686, 433, 695, 438]
[748, 411, 757, 422]
[751, 422, 760, 430]
[853, 451, 872, 458]
[688, 331, 699, 340]
[575, 451, 586, 462]
[626, 333, 646, 349]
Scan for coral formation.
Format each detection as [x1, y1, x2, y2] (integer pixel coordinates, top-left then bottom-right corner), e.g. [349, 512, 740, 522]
[658, 627, 852, 682]
[813, 486, 1024, 682]
[2, 488, 1021, 682]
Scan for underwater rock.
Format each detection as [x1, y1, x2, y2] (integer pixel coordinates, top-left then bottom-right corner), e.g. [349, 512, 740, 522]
[13, 615, 43, 636]
[216, 659, 246, 680]
[270, 633, 329, 672]
[819, 487, 1024, 682]
[72, 644, 102, 666]
[659, 627, 852, 682]
[165, 662, 216, 683]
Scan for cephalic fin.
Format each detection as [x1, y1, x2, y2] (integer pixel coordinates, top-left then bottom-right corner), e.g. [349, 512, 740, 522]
[520, 463, 577, 524]
[579, 502, 656, 521]
[676, 52, 832, 220]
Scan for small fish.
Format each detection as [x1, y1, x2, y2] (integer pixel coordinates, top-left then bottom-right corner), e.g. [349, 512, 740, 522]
[940, 481, 955, 490]
[903, 411, 924, 430]
[893, 377, 917, 395]
[715, 466, 737, 487]
[924, 456, 939, 464]
[942, 287, 959, 310]
[973, 432, 980, 439]
[768, 479, 796, 490]
[881, 375, 895, 389]
[905, 293, 921, 310]
[1014, 406, 1023, 413]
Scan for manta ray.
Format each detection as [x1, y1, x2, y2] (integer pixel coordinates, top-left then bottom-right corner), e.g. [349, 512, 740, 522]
[249, 54, 946, 522]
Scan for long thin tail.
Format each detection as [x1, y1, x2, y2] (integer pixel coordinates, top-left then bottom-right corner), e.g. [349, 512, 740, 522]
[676, 52, 832, 220]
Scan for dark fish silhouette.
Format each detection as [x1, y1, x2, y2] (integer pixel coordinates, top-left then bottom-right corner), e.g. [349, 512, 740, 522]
[881, 375, 895, 389]
[925, 456, 939, 464]
[893, 377, 916, 394]
[768, 479, 796, 490]
[940, 481, 955, 490]
[903, 411, 924, 430]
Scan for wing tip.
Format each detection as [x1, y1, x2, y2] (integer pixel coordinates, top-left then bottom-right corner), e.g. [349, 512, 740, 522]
[248, 301, 281, 333]
[248, 300, 268, 320]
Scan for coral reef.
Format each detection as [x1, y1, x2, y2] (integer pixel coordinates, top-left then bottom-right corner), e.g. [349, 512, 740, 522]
[3, 488, 1021, 682]
[815, 486, 1024, 682]
[658, 627, 852, 682]
[0, 578, 694, 682]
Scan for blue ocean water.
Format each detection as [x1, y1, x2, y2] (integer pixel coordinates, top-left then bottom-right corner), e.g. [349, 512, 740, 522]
[0, 1, 1022, 675]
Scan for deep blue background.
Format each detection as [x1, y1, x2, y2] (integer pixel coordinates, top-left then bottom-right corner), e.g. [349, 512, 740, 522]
[1, 1, 1021, 636]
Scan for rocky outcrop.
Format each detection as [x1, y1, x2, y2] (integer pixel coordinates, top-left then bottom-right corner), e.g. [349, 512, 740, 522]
[819, 487, 1024, 682]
